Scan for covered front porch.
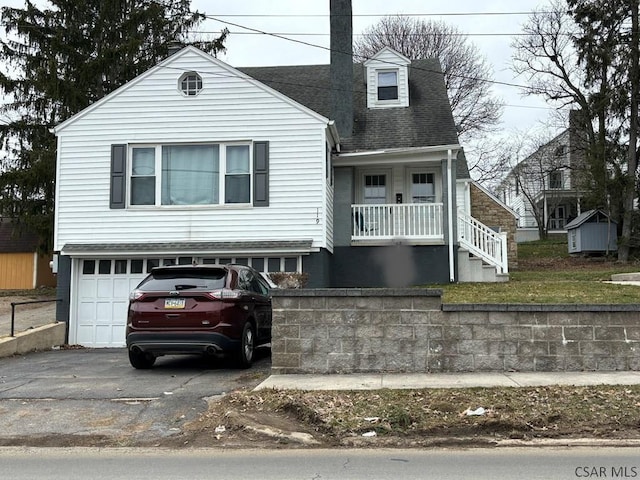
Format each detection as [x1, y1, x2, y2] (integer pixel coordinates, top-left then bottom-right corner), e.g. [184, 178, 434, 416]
[332, 144, 508, 282]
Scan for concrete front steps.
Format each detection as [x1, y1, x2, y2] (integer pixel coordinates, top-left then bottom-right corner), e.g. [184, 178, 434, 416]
[457, 248, 509, 283]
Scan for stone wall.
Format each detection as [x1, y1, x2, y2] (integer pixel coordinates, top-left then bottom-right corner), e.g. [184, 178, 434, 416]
[470, 183, 518, 269]
[271, 289, 640, 374]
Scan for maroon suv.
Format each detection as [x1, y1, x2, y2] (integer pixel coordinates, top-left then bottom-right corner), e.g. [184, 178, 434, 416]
[126, 264, 272, 369]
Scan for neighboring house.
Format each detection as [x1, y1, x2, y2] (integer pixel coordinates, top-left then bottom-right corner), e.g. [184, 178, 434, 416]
[0, 219, 56, 289]
[496, 111, 587, 242]
[52, 16, 509, 346]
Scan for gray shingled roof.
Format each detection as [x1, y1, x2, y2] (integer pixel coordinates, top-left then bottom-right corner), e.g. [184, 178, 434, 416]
[61, 240, 314, 254]
[239, 59, 459, 152]
[565, 210, 615, 230]
[456, 149, 471, 179]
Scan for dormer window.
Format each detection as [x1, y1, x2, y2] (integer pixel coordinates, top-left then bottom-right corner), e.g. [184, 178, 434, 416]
[377, 71, 398, 101]
[364, 47, 410, 109]
[179, 72, 202, 96]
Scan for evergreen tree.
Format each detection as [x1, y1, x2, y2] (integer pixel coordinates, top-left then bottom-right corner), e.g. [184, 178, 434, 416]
[0, 0, 227, 251]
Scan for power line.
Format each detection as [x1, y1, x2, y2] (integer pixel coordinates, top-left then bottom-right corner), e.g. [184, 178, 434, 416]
[206, 16, 534, 91]
[201, 12, 550, 18]
[156, 59, 560, 113]
[191, 30, 566, 38]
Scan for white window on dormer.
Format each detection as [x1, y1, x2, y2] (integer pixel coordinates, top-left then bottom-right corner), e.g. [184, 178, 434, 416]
[377, 71, 399, 101]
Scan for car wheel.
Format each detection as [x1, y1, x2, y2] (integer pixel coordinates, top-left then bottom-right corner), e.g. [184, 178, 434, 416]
[236, 322, 255, 369]
[128, 349, 156, 369]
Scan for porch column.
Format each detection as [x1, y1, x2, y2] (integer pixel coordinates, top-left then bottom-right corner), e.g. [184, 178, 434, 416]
[446, 149, 455, 282]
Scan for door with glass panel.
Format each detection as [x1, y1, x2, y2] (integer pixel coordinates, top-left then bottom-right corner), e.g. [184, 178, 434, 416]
[357, 172, 390, 236]
[403, 171, 436, 237]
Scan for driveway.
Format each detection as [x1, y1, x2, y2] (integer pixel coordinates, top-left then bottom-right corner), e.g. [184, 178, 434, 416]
[0, 347, 271, 446]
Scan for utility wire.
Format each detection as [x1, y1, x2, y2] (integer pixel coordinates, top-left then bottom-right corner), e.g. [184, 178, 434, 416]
[206, 16, 535, 91]
[156, 59, 559, 112]
[199, 12, 551, 18]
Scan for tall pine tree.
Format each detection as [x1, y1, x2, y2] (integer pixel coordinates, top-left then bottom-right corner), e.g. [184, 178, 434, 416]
[0, 0, 227, 251]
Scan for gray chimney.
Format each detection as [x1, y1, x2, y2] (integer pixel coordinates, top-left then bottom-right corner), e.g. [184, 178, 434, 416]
[167, 41, 183, 57]
[330, 0, 353, 139]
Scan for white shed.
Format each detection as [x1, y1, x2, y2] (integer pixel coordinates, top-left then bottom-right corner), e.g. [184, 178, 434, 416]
[565, 209, 617, 254]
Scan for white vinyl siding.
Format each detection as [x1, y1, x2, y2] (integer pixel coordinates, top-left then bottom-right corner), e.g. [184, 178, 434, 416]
[54, 49, 330, 252]
[364, 48, 410, 109]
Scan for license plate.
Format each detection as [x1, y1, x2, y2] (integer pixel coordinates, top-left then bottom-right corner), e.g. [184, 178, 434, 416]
[164, 298, 185, 309]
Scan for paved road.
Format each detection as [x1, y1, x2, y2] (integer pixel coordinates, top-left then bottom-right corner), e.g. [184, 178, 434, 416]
[0, 348, 270, 444]
[0, 447, 638, 479]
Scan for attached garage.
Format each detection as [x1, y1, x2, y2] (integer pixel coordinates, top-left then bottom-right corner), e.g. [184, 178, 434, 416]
[62, 242, 311, 347]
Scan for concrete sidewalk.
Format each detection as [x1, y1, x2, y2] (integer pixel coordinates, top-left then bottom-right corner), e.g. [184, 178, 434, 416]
[254, 371, 640, 391]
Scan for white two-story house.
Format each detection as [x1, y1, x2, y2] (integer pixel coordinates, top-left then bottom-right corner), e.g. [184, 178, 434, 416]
[496, 111, 587, 241]
[53, 24, 509, 347]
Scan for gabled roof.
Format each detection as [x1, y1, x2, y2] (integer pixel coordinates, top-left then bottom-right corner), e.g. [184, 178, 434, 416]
[0, 219, 39, 253]
[363, 46, 411, 66]
[54, 47, 459, 155]
[239, 58, 458, 152]
[565, 209, 616, 230]
[54, 46, 328, 134]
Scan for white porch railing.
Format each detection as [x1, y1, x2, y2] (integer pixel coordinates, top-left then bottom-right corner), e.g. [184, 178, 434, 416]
[351, 203, 444, 241]
[457, 210, 509, 274]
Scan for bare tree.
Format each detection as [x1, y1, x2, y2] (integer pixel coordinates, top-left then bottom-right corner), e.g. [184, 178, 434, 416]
[464, 138, 513, 190]
[512, 0, 637, 260]
[354, 15, 503, 141]
[495, 125, 580, 240]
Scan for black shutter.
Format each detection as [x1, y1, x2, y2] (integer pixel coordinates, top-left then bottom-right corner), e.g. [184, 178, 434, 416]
[110, 144, 126, 209]
[253, 141, 269, 207]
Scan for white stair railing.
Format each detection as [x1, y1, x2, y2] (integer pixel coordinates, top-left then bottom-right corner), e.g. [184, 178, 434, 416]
[457, 210, 508, 274]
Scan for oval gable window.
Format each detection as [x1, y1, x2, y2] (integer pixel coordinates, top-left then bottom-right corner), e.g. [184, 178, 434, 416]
[179, 72, 202, 96]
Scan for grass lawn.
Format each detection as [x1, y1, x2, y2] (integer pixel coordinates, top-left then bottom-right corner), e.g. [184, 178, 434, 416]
[436, 238, 640, 304]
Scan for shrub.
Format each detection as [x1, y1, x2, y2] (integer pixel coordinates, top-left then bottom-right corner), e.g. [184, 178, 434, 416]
[269, 272, 309, 289]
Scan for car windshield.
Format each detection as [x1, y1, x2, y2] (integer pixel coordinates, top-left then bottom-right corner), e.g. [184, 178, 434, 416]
[137, 268, 227, 291]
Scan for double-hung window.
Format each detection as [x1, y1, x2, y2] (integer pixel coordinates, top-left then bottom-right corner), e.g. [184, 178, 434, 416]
[130, 143, 251, 206]
[130, 147, 156, 205]
[549, 170, 563, 190]
[377, 70, 399, 101]
[225, 145, 250, 203]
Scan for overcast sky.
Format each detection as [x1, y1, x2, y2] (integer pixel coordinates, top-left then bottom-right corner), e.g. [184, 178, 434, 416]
[191, 0, 557, 139]
[2, 1, 560, 142]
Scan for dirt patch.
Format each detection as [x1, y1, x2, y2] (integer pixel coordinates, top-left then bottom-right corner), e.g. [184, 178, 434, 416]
[517, 255, 627, 271]
[0, 293, 57, 337]
[161, 385, 640, 449]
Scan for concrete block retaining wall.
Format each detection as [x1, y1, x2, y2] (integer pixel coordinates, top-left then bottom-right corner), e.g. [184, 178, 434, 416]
[271, 289, 640, 374]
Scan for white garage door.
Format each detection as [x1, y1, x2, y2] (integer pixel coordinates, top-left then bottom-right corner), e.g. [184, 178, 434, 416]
[74, 259, 148, 347]
[72, 254, 303, 347]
